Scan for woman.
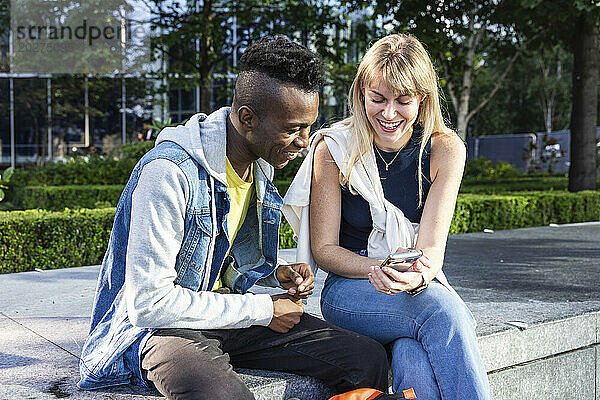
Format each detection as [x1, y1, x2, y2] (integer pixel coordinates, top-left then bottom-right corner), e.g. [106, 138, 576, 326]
[283, 34, 492, 399]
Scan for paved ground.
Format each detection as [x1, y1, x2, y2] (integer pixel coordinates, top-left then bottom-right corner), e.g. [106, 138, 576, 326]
[442, 222, 600, 335]
[1, 221, 599, 399]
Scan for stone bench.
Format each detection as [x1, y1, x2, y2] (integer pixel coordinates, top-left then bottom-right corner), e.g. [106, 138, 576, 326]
[1, 222, 598, 399]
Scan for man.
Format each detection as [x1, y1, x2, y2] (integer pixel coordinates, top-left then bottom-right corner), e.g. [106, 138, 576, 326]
[78, 36, 388, 399]
[137, 119, 154, 142]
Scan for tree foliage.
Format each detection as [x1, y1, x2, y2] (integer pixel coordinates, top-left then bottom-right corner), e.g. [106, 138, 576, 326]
[350, 0, 528, 138]
[0, 166, 13, 201]
[341, 0, 598, 191]
[468, 43, 573, 136]
[144, 0, 347, 113]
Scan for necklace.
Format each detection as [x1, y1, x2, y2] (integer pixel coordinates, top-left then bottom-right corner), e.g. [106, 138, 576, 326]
[374, 145, 402, 171]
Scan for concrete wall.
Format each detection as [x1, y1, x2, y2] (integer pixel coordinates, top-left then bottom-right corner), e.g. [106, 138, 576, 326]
[481, 312, 599, 399]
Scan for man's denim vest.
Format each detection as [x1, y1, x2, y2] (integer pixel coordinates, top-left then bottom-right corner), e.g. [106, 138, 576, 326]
[78, 140, 282, 389]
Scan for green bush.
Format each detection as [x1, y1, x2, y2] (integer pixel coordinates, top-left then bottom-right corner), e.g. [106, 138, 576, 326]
[4, 142, 154, 203]
[464, 157, 522, 179]
[120, 141, 155, 160]
[3, 191, 598, 274]
[0, 208, 115, 274]
[279, 219, 295, 249]
[460, 176, 600, 194]
[273, 180, 292, 196]
[11, 185, 124, 211]
[461, 176, 566, 194]
[273, 154, 305, 182]
[0, 167, 14, 201]
[275, 170, 598, 197]
[0, 202, 15, 211]
[449, 191, 600, 234]
[280, 191, 600, 247]
[8, 156, 136, 190]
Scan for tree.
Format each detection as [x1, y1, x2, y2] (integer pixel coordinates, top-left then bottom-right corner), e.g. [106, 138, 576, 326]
[0, 166, 13, 201]
[568, 11, 598, 191]
[528, 45, 572, 133]
[513, 0, 599, 191]
[8, 0, 141, 75]
[466, 44, 572, 136]
[143, 0, 346, 113]
[363, 0, 527, 139]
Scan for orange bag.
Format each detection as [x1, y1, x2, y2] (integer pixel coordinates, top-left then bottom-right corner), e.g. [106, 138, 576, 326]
[328, 387, 416, 400]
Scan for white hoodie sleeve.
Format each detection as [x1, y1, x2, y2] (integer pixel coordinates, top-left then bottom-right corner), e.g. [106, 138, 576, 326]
[124, 159, 274, 329]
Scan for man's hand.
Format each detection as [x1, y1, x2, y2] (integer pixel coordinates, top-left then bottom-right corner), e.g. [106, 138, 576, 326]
[275, 263, 315, 299]
[268, 294, 304, 333]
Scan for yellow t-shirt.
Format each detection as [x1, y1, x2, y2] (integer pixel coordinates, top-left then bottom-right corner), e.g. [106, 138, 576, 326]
[213, 158, 254, 290]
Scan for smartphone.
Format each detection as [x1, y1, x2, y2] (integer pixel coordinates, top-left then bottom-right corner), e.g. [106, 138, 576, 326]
[380, 249, 423, 270]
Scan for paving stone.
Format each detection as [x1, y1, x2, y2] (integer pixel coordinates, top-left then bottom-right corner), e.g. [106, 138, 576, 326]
[1, 222, 599, 399]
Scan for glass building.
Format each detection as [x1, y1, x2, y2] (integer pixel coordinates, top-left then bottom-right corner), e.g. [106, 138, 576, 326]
[0, 24, 231, 168]
[0, 4, 359, 168]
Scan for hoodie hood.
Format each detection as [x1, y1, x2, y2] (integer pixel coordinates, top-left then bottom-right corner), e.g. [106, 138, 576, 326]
[155, 107, 274, 186]
[155, 107, 229, 186]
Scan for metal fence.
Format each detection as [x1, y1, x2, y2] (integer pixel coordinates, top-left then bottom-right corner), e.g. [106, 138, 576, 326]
[466, 127, 600, 173]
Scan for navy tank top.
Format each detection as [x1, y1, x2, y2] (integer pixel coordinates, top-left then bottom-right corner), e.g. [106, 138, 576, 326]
[339, 125, 431, 252]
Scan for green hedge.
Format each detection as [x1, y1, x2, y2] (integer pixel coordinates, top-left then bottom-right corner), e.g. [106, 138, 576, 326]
[7, 142, 154, 194]
[279, 191, 600, 246]
[274, 174, 600, 197]
[460, 176, 600, 194]
[449, 191, 600, 234]
[9, 176, 591, 211]
[3, 191, 599, 274]
[0, 208, 115, 274]
[8, 157, 136, 188]
[279, 219, 296, 250]
[11, 185, 124, 211]
[120, 141, 155, 160]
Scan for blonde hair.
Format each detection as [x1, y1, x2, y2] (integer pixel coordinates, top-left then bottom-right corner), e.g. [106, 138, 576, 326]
[323, 33, 454, 206]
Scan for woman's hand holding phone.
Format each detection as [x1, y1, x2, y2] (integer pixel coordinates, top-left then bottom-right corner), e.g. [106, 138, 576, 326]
[380, 248, 425, 269]
[369, 252, 431, 295]
[406, 256, 430, 272]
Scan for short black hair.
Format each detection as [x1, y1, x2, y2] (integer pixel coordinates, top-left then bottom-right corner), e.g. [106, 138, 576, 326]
[233, 35, 325, 118]
[238, 35, 325, 91]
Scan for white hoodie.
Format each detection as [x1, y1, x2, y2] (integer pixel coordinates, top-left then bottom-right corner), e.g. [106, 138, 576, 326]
[123, 108, 275, 330]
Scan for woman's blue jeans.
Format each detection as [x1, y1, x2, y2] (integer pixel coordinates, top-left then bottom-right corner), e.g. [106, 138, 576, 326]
[320, 272, 493, 399]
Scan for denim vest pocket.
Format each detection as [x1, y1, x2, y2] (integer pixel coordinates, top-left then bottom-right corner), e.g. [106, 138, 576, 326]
[195, 208, 213, 236]
[174, 208, 216, 289]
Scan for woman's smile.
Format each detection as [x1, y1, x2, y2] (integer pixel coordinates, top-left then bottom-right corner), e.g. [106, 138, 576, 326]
[377, 118, 403, 132]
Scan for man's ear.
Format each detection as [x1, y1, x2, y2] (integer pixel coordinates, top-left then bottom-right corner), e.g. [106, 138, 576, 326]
[237, 106, 257, 131]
